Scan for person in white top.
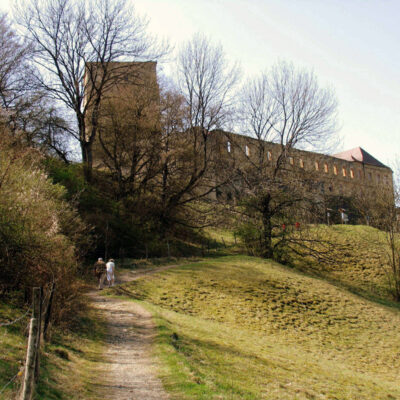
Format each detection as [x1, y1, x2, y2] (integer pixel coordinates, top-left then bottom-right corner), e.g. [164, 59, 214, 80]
[106, 258, 115, 287]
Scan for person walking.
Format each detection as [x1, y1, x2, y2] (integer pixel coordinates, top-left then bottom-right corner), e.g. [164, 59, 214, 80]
[94, 258, 107, 290]
[106, 258, 115, 287]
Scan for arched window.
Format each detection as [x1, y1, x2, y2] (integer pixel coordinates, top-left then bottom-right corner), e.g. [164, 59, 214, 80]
[299, 159, 304, 168]
[324, 163, 329, 173]
[350, 169, 354, 178]
[227, 141, 231, 153]
[333, 165, 338, 175]
[315, 161, 319, 171]
[267, 151, 272, 161]
[245, 145, 250, 156]
[342, 167, 347, 177]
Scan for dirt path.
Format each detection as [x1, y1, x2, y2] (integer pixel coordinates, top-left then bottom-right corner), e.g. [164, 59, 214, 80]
[88, 266, 178, 400]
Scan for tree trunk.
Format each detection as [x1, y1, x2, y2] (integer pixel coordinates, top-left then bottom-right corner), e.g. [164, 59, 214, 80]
[81, 142, 93, 182]
[261, 194, 273, 258]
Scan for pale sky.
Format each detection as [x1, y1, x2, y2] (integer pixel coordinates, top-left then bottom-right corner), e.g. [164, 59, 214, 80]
[2, 0, 399, 166]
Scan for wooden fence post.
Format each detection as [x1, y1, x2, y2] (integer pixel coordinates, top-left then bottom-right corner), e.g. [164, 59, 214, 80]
[35, 287, 43, 382]
[43, 283, 55, 341]
[20, 287, 41, 400]
[20, 318, 38, 400]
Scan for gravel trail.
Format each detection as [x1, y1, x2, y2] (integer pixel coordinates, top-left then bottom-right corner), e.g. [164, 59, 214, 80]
[88, 266, 177, 399]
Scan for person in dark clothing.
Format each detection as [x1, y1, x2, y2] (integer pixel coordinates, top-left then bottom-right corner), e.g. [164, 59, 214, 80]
[94, 258, 107, 289]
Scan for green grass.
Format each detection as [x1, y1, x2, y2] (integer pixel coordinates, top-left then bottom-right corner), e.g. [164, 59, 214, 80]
[0, 300, 29, 399]
[0, 297, 107, 399]
[113, 254, 400, 399]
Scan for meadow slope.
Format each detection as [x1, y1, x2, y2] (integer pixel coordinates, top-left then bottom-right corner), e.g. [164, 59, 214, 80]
[115, 255, 400, 399]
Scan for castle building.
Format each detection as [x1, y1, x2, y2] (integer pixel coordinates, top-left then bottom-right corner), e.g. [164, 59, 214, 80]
[86, 61, 393, 221]
[84, 61, 159, 170]
[212, 130, 392, 197]
[206, 130, 393, 224]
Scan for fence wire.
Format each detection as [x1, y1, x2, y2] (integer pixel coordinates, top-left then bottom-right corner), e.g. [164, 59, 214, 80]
[0, 303, 33, 397]
[0, 305, 32, 327]
[0, 369, 22, 398]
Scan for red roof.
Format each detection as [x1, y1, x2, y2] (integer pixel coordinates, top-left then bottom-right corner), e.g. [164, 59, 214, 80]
[332, 147, 388, 168]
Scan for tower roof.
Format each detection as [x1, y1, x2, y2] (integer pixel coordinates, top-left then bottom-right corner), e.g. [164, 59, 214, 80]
[332, 147, 389, 169]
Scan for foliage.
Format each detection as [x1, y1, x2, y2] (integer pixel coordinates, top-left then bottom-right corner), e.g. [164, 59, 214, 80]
[0, 132, 87, 324]
[45, 159, 211, 260]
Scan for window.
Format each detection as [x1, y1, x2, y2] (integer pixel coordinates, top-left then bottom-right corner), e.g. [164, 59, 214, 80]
[245, 145, 250, 156]
[350, 169, 354, 178]
[324, 163, 329, 173]
[377, 174, 380, 183]
[288, 156, 294, 165]
[333, 165, 338, 175]
[315, 161, 320, 171]
[342, 167, 347, 177]
[384, 175, 388, 185]
[299, 159, 304, 168]
[267, 151, 272, 161]
[368, 172, 372, 181]
[227, 141, 231, 153]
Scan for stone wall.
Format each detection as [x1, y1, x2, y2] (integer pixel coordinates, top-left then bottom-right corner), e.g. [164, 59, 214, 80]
[208, 130, 393, 201]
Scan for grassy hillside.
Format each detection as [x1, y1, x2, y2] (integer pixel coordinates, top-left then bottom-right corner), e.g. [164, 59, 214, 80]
[113, 254, 400, 399]
[290, 225, 395, 303]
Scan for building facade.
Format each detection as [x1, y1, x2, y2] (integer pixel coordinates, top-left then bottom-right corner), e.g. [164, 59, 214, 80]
[86, 61, 393, 222]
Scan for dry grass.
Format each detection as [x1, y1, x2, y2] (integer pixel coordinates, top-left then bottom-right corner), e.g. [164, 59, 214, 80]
[290, 225, 397, 302]
[117, 255, 400, 399]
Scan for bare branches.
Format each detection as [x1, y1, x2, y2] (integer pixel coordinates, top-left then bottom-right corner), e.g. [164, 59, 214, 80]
[178, 34, 241, 134]
[0, 13, 33, 109]
[241, 61, 339, 157]
[235, 62, 339, 258]
[14, 0, 168, 178]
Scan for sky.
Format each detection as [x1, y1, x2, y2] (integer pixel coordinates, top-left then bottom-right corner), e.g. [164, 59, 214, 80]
[1, 0, 399, 167]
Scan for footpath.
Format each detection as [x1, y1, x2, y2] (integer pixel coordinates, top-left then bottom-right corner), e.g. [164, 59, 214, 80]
[87, 265, 177, 399]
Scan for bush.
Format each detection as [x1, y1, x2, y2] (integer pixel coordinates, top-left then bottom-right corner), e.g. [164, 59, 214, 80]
[0, 133, 87, 325]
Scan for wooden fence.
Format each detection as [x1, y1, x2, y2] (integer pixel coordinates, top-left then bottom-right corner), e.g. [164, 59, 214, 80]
[19, 284, 55, 400]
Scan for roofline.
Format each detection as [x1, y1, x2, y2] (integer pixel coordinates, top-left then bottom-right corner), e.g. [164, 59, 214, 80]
[211, 129, 392, 171]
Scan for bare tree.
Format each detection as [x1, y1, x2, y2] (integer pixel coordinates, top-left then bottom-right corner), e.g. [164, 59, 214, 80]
[380, 191, 400, 301]
[153, 37, 240, 233]
[0, 12, 39, 136]
[96, 80, 161, 198]
[236, 61, 338, 258]
[15, 0, 166, 180]
[0, 13, 32, 110]
[364, 161, 400, 300]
